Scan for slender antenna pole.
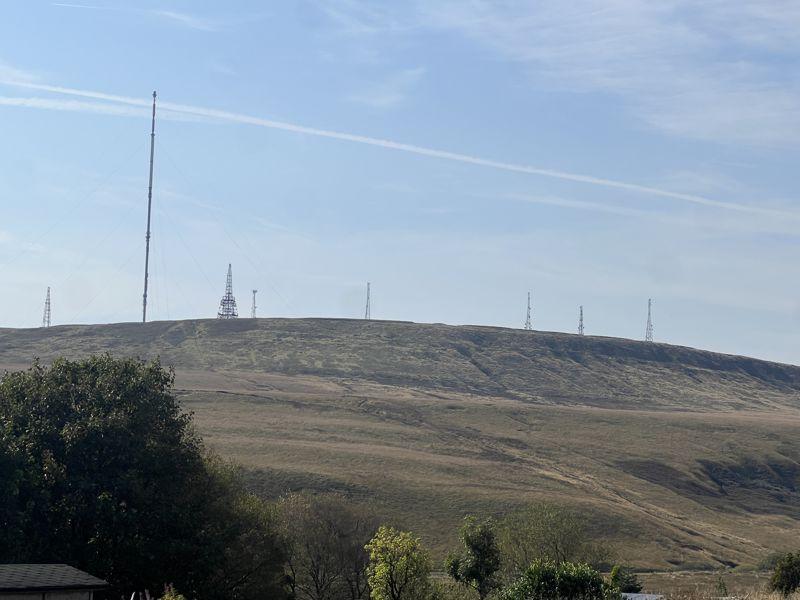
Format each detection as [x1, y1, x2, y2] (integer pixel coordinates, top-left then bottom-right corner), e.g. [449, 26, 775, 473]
[142, 90, 157, 323]
[578, 305, 584, 335]
[645, 298, 654, 342]
[524, 291, 532, 330]
[251, 289, 258, 319]
[42, 287, 51, 328]
[364, 282, 371, 320]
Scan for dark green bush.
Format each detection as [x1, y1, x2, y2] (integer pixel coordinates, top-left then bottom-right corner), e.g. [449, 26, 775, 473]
[609, 565, 642, 594]
[770, 552, 800, 598]
[499, 559, 616, 600]
[445, 516, 502, 599]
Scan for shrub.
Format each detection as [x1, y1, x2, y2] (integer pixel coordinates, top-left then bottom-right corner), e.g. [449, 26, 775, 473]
[160, 585, 187, 600]
[715, 573, 728, 597]
[445, 516, 502, 599]
[609, 565, 642, 594]
[770, 552, 800, 598]
[499, 559, 616, 600]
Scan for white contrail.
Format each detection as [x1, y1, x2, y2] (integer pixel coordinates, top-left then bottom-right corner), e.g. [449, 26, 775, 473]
[51, 3, 121, 9]
[1, 79, 797, 220]
[0, 95, 208, 122]
[0, 96, 148, 118]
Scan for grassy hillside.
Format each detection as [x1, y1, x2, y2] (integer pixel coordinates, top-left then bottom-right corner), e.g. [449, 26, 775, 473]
[2, 318, 799, 570]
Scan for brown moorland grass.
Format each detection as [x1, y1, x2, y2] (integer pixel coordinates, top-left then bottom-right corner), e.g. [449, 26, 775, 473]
[1, 318, 798, 571]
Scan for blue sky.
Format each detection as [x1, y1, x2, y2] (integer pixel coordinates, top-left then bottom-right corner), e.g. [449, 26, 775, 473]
[1, 1, 798, 364]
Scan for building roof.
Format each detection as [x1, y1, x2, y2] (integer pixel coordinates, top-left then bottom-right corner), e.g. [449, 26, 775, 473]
[0, 564, 108, 592]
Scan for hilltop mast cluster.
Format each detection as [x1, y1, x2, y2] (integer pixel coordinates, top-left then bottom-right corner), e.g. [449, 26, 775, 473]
[519, 295, 653, 341]
[28, 90, 663, 342]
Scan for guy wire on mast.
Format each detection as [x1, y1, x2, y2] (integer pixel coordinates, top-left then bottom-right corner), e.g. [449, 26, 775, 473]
[142, 90, 157, 323]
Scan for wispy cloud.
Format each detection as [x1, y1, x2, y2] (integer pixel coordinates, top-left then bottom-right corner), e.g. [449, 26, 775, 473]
[1, 79, 798, 221]
[52, 3, 219, 31]
[319, 1, 800, 147]
[314, 0, 415, 35]
[150, 9, 218, 32]
[510, 193, 668, 220]
[508, 193, 800, 237]
[0, 61, 37, 83]
[348, 67, 425, 108]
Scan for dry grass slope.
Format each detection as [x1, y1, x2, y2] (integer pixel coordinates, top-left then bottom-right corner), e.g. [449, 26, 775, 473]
[1, 318, 799, 570]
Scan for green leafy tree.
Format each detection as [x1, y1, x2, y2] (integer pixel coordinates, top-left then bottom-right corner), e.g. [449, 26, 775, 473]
[499, 560, 615, 600]
[0, 356, 285, 600]
[365, 526, 433, 600]
[770, 552, 800, 598]
[609, 565, 642, 594]
[499, 503, 614, 575]
[445, 516, 502, 599]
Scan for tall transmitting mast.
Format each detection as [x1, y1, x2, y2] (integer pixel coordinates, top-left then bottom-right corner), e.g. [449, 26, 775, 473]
[524, 292, 532, 330]
[364, 282, 371, 320]
[142, 91, 157, 323]
[42, 287, 51, 328]
[251, 289, 258, 318]
[578, 305, 584, 335]
[217, 264, 239, 319]
[645, 298, 654, 342]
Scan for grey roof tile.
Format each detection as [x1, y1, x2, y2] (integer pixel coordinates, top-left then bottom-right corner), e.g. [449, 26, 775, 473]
[0, 564, 108, 592]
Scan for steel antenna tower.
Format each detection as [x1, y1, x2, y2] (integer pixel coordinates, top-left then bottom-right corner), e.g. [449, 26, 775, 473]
[42, 287, 51, 328]
[217, 264, 239, 319]
[524, 292, 532, 330]
[142, 90, 157, 323]
[251, 289, 258, 319]
[645, 298, 654, 342]
[578, 305, 584, 335]
[364, 282, 371, 320]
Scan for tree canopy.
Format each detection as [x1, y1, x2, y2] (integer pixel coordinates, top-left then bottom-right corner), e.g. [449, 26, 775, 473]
[770, 552, 800, 598]
[277, 492, 379, 600]
[445, 515, 502, 599]
[0, 355, 285, 600]
[365, 525, 433, 600]
[498, 502, 613, 574]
